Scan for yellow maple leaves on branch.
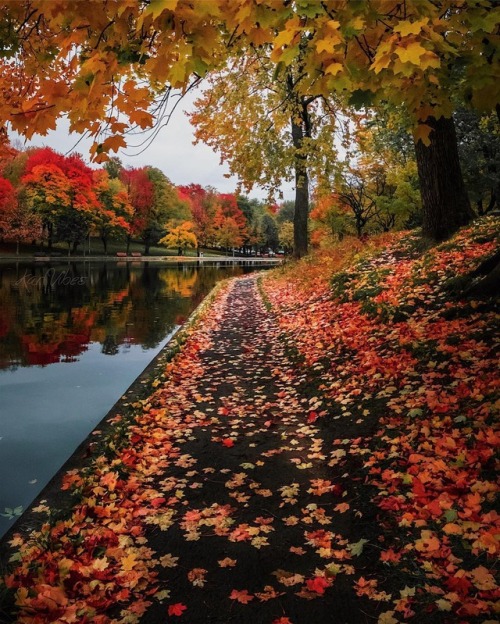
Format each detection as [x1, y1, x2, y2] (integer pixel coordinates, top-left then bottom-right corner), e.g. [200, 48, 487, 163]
[0, 0, 497, 157]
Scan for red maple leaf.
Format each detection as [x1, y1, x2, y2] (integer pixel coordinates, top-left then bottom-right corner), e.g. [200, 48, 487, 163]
[306, 576, 331, 595]
[168, 603, 187, 616]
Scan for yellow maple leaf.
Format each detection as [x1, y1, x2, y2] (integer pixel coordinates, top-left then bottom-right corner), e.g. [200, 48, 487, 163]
[145, 0, 178, 20]
[470, 566, 496, 591]
[93, 557, 109, 571]
[394, 19, 428, 37]
[371, 53, 393, 74]
[316, 34, 342, 54]
[413, 123, 433, 147]
[435, 599, 452, 611]
[378, 611, 399, 624]
[121, 553, 138, 571]
[396, 41, 427, 65]
[325, 62, 343, 76]
[159, 554, 179, 568]
[274, 15, 301, 49]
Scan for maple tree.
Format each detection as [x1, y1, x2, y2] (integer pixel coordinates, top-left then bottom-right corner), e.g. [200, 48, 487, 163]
[0, 1, 497, 242]
[0, 176, 17, 234]
[278, 221, 294, 254]
[190, 52, 338, 258]
[0, 175, 41, 253]
[21, 148, 99, 252]
[93, 170, 133, 254]
[177, 184, 218, 254]
[119, 167, 155, 254]
[212, 193, 248, 251]
[159, 220, 197, 256]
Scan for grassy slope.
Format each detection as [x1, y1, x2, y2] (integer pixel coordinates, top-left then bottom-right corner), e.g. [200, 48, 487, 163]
[261, 215, 499, 622]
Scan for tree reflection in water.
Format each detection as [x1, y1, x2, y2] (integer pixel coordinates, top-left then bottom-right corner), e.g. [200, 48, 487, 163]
[0, 261, 250, 370]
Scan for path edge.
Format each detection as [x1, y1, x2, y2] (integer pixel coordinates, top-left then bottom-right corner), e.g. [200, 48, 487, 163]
[0, 277, 233, 562]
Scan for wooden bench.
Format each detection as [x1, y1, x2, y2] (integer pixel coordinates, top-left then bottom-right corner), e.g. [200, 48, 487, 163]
[131, 252, 142, 257]
[116, 252, 127, 257]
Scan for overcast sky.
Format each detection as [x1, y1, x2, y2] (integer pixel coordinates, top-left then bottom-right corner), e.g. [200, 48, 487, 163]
[13, 87, 295, 203]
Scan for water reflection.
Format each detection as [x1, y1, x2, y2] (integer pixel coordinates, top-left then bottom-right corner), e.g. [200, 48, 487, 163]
[0, 262, 247, 369]
[0, 261, 266, 537]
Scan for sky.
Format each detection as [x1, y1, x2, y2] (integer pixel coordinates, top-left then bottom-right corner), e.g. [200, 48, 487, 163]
[12, 87, 295, 203]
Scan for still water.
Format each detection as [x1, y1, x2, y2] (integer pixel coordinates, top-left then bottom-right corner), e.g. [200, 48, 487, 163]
[0, 260, 267, 537]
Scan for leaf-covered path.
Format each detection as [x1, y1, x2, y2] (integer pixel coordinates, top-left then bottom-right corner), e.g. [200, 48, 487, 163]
[2, 273, 380, 624]
[138, 274, 377, 623]
[3, 219, 498, 624]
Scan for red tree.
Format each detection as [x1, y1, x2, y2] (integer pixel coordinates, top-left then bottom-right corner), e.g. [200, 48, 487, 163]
[120, 167, 155, 253]
[177, 184, 218, 253]
[0, 176, 17, 235]
[22, 148, 99, 252]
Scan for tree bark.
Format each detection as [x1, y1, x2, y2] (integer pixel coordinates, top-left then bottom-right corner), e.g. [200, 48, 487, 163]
[414, 115, 474, 240]
[291, 117, 309, 259]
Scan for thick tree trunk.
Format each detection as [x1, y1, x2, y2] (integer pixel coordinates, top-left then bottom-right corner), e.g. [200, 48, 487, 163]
[291, 118, 309, 259]
[414, 115, 474, 240]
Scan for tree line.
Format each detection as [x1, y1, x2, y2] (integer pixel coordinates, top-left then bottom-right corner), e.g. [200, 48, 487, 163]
[0, 145, 297, 257]
[0, 1, 497, 258]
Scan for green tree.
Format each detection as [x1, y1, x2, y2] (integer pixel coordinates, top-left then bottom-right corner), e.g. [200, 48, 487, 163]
[455, 109, 500, 215]
[260, 213, 279, 251]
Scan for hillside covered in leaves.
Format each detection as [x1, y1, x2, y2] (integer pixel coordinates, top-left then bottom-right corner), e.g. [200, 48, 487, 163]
[0, 216, 498, 624]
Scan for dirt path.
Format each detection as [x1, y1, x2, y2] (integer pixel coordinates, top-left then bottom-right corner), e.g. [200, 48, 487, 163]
[135, 274, 379, 623]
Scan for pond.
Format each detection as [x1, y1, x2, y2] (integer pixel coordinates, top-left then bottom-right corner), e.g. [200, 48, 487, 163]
[0, 260, 270, 537]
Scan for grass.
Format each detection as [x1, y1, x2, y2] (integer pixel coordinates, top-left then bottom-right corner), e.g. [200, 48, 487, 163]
[0, 238, 234, 259]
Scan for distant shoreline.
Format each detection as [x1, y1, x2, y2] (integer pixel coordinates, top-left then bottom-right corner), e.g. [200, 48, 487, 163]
[0, 255, 283, 263]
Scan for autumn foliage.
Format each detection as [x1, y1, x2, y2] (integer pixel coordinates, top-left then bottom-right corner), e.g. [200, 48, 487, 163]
[1, 215, 498, 623]
[0, 145, 275, 255]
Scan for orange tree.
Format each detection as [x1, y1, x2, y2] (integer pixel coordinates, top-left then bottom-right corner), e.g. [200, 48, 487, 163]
[177, 184, 218, 254]
[93, 170, 134, 254]
[0, 1, 497, 241]
[22, 148, 99, 251]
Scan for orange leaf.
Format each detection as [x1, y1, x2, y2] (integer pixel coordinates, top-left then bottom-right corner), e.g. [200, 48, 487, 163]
[230, 589, 254, 604]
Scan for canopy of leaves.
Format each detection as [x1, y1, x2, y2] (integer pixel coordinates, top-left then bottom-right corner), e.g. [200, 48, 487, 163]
[0, 1, 497, 157]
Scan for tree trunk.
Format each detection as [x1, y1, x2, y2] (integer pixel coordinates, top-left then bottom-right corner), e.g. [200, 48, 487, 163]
[102, 236, 107, 255]
[414, 115, 474, 240]
[47, 222, 53, 252]
[126, 235, 131, 255]
[291, 117, 309, 259]
[144, 242, 150, 256]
